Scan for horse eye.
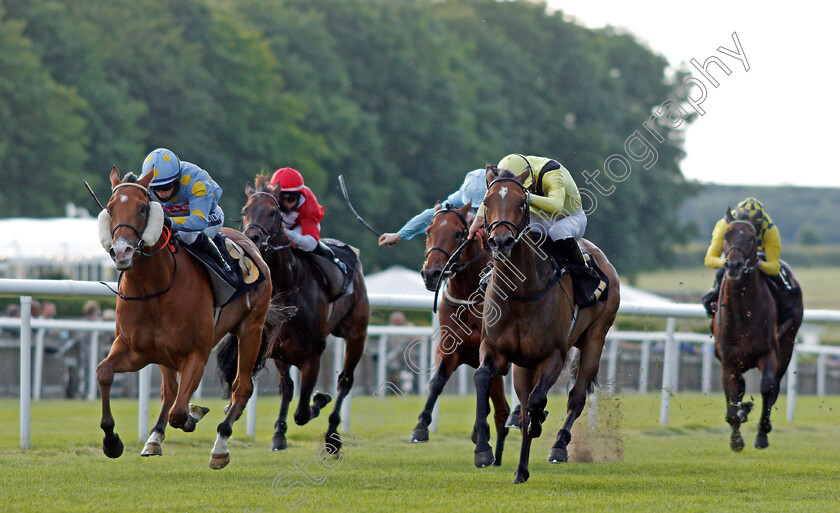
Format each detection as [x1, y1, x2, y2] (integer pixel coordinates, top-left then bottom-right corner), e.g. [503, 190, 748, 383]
[269, 210, 277, 217]
[140, 204, 148, 215]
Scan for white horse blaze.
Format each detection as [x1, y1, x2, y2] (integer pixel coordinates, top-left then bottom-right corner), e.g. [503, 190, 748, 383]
[499, 187, 508, 199]
[120, 194, 129, 203]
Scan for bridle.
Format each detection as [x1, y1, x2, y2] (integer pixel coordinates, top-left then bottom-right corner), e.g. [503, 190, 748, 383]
[724, 220, 759, 279]
[424, 207, 469, 261]
[484, 177, 531, 247]
[243, 191, 292, 252]
[425, 207, 485, 276]
[103, 182, 177, 300]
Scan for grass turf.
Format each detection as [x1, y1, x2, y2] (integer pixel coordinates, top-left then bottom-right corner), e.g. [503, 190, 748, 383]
[1, 393, 839, 512]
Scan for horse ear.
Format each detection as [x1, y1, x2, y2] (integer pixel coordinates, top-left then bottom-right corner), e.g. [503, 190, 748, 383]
[109, 166, 121, 188]
[725, 207, 734, 222]
[485, 165, 498, 184]
[138, 169, 154, 188]
[245, 182, 255, 197]
[515, 168, 530, 184]
[458, 201, 472, 216]
[433, 201, 442, 212]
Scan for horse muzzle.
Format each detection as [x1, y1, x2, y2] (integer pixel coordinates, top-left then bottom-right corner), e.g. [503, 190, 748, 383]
[724, 259, 745, 281]
[420, 267, 443, 291]
[488, 234, 514, 260]
[111, 238, 136, 271]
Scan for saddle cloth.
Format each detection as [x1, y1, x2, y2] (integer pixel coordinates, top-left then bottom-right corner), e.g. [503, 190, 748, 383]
[182, 234, 266, 307]
[307, 238, 359, 302]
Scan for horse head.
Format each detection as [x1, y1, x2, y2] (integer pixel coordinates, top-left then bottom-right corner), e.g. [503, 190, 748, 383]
[483, 164, 530, 260]
[420, 201, 472, 290]
[723, 207, 759, 282]
[100, 166, 164, 270]
[242, 173, 288, 251]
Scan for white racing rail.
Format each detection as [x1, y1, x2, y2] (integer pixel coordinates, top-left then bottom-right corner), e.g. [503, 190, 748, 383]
[3, 278, 840, 449]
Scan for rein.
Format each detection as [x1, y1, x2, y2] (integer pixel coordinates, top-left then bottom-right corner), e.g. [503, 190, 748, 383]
[724, 221, 759, 280]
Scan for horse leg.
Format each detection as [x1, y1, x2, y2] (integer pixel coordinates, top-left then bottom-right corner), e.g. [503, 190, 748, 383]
[722, 366, 746, 451]
[97, 336, 144, 458]
[513, 366, 538, 484]
[325, 333, 365, 454]
[488, 373, 510, 466]
[141, 366, 177, 457]
[473, 352, 502, 469]
[213, 325, 262, 470]
[755, 353, 780, 449]
[271, 359, 294, 451]
[550, 338, 603, 464]
[293, 356, 327, 426]
[525, 349, 565, 441]
[410, 352, 459, 443]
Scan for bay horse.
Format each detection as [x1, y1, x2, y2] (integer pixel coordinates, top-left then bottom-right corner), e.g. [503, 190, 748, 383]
[411, 202, 511, 465]
[98, 167, 276, 469]
[714, 208, 803, 451]
[472, 166, 620, 484]
[219, 172, 370, 453]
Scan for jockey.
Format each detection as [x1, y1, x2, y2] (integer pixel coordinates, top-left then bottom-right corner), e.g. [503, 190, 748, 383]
[379, 168, 486, 247]
[141, 148, 230, 272]
[468, 154, 588, 266]
[269, 167, 324, 252]
[702, 197, 793, 318]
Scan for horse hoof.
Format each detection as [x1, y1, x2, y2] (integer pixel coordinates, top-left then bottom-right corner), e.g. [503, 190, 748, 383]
[141, 442, 162, 457]
[210, 452, 230, 470]
[547, 447, 568, 464]
[272, 436, 288, 451]
[755, 434, 769, 449]
[730, 433, 745, 452]
[474, 448, 495, 468]
[410, 427, 429, 443]
[313, 392, 332, 409]
[182, 416, 197, 433]
[505, 412, 520, 429]
[189, 404, 210, 420]
[103, 434, 124, 459]
[513, 469, 530, 484]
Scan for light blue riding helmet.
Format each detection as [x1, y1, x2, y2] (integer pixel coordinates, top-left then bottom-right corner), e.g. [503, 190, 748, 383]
[141, 148, 182, 187]
[461, 168, 487, 208]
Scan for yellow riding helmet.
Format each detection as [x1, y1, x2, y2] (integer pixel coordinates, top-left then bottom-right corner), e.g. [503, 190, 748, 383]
[736, 197, 765, 221]
[497, 154, 533, 175]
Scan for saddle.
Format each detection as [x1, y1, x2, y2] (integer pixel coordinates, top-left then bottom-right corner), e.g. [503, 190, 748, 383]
[306, 238, 359, 302]
[542, 238, 609, 309]
[182, 234, 265, 307]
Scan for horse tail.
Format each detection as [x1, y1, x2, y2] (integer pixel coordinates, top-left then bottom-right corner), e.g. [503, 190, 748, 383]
[215, 303, 297, 397]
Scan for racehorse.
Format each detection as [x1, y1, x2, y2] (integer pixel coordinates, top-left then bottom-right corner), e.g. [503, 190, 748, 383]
[411, 202, 511, 465]
[97, 167, 277, 469]
[219, 172, 370, 453]
[471, 166, 620, 484]
[714, 208, 803, 451]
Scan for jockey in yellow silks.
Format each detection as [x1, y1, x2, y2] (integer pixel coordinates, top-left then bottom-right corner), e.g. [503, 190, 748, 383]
[701, 197, 795, 320]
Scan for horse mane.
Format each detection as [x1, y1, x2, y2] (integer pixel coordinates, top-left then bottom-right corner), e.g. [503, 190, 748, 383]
[497, 169, 516, 179]
[254, 172, 274, 193]
[123, 172, 139, 183]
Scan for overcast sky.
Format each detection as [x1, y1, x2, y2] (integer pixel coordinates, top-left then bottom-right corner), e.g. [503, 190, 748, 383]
[544, 1, 838, 187]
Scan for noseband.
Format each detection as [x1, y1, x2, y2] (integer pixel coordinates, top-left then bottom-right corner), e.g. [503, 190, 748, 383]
[484, 177, 531, 245]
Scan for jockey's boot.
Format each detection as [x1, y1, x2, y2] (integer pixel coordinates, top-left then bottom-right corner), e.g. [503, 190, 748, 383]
[313, 241, 346, 274]
[701, 268, 725, 318]
[189, 233, 231, 273]
[553, 237, 587, 267]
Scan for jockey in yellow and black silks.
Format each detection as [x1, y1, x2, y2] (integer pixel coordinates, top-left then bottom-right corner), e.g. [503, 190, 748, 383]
[701, 198, 797, 322]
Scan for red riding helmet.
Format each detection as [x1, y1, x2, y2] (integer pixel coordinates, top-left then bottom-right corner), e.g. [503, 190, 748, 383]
[270, 167, 305, 191]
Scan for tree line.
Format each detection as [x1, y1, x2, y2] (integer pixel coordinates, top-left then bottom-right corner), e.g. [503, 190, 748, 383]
[0, 0, 696, 274]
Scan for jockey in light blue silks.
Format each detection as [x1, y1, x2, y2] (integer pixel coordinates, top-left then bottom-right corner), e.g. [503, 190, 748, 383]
[379, 168, 487, 247]
[139, 148, 230, 272]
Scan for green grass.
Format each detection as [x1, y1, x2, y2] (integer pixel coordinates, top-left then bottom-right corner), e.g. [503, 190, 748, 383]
[2, 394, 840, 512]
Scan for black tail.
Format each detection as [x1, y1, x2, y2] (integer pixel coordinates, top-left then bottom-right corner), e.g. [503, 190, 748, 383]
[216, 303, 297, 397]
